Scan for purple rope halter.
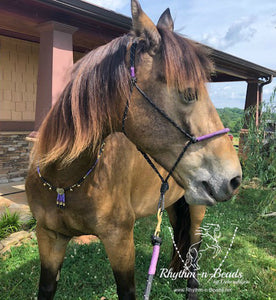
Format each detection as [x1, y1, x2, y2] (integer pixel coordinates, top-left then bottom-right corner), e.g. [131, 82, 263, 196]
[122, 42, 231, 300]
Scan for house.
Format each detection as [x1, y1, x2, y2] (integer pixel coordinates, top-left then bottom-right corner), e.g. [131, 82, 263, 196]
[0, 0, 275, 182]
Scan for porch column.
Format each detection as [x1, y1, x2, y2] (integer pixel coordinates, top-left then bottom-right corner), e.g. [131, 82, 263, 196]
[239, 81, 260, 158]
[34, 21, 77, 131]
[243, 81, 260, 128]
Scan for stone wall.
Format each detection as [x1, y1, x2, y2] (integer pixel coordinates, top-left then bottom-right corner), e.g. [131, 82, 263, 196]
[0, 133, 32, 183]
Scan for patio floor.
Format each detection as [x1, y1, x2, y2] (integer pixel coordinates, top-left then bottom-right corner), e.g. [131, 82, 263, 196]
[0, 181, 31, 222]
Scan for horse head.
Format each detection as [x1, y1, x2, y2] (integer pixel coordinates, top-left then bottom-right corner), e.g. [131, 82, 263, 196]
[124, 0, 242, 206]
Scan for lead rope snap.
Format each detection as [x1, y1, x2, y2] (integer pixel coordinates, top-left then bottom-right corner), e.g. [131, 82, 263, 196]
[144, 182, 169, 300]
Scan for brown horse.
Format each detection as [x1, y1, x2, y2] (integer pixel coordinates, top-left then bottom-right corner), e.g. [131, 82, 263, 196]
[26, 1, 242, 299]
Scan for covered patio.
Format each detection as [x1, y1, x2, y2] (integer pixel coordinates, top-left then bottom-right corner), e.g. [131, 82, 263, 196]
[0, 0, 275, 182]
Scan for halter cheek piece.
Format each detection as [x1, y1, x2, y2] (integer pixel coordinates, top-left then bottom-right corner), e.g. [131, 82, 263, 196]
[122, 41, 230, 300]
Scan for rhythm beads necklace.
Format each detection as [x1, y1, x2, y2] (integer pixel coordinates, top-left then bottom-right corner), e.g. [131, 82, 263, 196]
[37, 142, 105, 208]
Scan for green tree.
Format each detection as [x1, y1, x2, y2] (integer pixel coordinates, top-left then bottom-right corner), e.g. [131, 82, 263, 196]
[217, 107, 244, 136]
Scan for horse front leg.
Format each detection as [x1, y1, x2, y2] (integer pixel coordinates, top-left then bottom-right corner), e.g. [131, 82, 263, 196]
[167, 197, 206, 300]
[186, 204, 206, 300]
[167, 196, 191, 272]
[36, 225, 70, 300]
[100, 224, 136, 300]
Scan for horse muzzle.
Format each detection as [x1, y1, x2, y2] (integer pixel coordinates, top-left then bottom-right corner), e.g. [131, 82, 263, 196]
[184, 172, 242, 206]
[201, 174, 241, 202]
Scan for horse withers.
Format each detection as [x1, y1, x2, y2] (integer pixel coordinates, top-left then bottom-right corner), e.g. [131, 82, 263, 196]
[26, 1, 242, 299]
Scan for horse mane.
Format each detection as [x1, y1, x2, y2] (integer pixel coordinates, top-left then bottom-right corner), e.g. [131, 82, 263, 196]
[33, 35, 131, 168]
[33, 29, 213, 168]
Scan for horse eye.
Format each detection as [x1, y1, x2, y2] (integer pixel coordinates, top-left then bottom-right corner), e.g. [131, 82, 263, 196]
[157, 73, 167, 83]
[180, 88, 198, 104]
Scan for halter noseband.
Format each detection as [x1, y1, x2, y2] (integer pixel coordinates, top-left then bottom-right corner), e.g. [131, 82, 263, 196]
[122, 41, 230, 300]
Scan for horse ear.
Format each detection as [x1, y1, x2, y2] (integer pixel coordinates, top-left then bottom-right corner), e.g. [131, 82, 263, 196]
[157, 8, 174, 31]
[131, 0, 161, 56]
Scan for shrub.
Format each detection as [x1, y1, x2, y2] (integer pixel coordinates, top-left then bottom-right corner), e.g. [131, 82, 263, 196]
[242, 87, 276, 213]
[0, 208, 22, 239]
[25, 216, 37, 231]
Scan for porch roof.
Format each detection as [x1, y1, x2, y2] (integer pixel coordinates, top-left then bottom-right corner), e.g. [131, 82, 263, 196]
[0, 0, 275, 82]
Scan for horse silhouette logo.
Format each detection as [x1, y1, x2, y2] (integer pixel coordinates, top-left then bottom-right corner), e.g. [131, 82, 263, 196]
[185, 223, 222, 272]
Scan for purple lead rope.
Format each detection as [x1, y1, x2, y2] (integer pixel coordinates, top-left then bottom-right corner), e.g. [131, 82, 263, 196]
[148, 245, 160, 275]
[144, 239, 162, 300]
[143, 127, 231, 300]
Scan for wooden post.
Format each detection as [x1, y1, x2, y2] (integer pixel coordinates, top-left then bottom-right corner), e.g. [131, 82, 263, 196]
[34, 21, 77, 131]
[243, 81, 260, 128]
[239, 81, 260, 159]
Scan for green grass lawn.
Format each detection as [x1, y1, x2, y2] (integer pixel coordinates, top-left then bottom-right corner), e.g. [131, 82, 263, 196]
[0, 187, 275, 300]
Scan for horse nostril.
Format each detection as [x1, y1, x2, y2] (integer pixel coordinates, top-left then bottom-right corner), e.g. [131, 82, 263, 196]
[202, 181, 215, 198]
[230, 176, 241, 191]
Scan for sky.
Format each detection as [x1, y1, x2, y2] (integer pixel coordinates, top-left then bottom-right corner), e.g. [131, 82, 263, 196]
[85, 0, 276, 108]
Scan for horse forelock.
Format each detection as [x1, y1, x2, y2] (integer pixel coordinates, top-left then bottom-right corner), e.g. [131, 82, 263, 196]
[34, 35, 131, 168]
[158, 28, 213, 94]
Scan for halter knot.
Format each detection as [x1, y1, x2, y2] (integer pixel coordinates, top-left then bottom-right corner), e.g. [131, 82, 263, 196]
[160, 181, 169, 195]
[191, 136, 198, 143]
